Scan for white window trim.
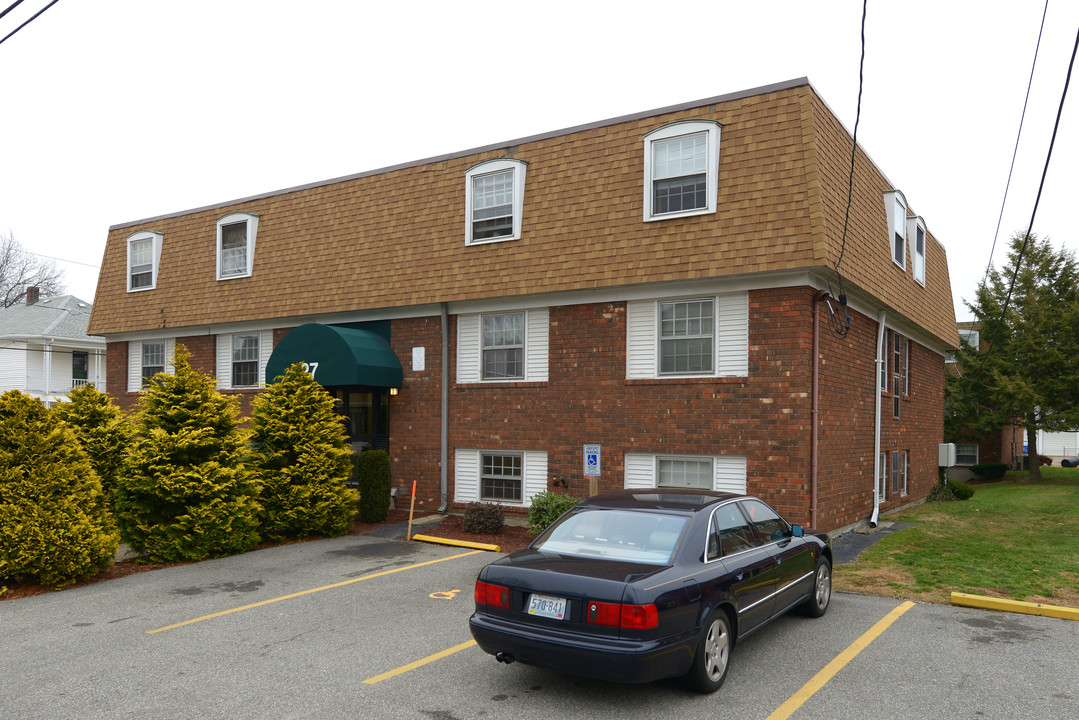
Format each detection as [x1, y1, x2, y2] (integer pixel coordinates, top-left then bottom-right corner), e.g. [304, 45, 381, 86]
[624, 453, 747, 494]
[465, 159, 527, 246]
[884, 190, 907, 270]
[456, 308, 549, 384]
[908, 216, 927, 286]
[453, 448, 548, 506]
[643, 120, 720, 222]
[955, 444, 979, 466]
[626, 293, 748, 380]
[215, 330, 273, 389]
[216, 212, 259, 280]
[127, 231, 163, 292]
[878, 451, 888, 503]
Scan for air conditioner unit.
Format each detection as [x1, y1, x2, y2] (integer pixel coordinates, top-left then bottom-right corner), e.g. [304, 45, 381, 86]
[938, 443, 957, 467]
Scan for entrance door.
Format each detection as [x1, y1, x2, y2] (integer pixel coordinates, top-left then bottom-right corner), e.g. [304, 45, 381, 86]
[328, 386, 390, 453]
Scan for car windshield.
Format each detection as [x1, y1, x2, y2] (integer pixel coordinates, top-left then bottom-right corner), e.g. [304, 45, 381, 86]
[534, 509, 687, 565]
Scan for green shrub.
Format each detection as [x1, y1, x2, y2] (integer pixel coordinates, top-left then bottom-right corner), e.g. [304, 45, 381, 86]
[113, 347, 261, 563]
[250, 364, 357, 541]
[928, 479, 975, 503]
[0, 390, 118, 589]
[53, 383, 134, 499]
[356, 449, 392, 523]
[949, 480, 975, 500]
[464, 502, 504, 534]
[970, 462, 1008, 480]
[528, 491, 583, 535]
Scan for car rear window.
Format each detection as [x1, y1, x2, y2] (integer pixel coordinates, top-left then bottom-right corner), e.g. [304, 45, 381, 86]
[534, 509, 686, 565]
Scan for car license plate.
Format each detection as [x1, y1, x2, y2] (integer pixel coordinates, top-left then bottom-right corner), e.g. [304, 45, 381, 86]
[527, 593, 567, 620]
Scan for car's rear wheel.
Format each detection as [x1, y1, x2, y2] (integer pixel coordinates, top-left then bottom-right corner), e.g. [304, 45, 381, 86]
[798, 557, 832, 617]
[682, 608, 731, 694]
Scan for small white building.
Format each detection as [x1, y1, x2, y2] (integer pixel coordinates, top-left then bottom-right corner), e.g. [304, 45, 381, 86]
[0, 288, 105, 406]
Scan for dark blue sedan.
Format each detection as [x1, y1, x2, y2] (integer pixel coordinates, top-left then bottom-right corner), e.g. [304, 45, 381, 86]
[469, 488, 832, 693]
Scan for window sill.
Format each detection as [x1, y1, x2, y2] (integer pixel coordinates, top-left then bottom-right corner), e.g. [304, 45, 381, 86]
[625, 376, 745, 386]
[457, 381, 548, 389]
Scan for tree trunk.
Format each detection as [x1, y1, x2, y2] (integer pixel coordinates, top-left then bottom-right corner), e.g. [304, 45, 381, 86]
[1026, 417, 1042, 481]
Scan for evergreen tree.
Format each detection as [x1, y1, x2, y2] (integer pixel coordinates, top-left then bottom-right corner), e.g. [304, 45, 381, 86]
[0, 390, 117, 590]
[114, 346, 261, 562]
[950, 234, 1079, 480]
[53, 383, 135, 498]
[250, 363, 357, 541]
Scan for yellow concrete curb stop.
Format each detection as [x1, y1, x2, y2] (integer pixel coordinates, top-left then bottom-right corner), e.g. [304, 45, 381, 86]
[950, 592, 1079, 621]
[411, 534, 501, 553]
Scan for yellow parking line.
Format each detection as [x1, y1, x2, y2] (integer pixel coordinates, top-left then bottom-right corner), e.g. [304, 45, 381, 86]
[147, 550, 483, 634]
[766, 600, 915, 720]
[363, 640, 478, 685]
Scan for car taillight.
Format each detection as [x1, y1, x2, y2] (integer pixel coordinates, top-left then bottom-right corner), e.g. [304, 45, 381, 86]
[586, 601, 658, 629]
[475, 580, 510, 609]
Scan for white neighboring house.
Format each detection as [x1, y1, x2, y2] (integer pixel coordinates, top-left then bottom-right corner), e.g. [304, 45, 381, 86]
[0, 288, 105, 406]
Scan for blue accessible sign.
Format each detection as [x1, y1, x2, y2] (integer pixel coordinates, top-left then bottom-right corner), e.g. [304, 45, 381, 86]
[584, 444, 601, 476]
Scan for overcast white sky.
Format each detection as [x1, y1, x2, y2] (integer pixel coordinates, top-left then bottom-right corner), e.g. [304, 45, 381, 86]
[1, 1, 1076, 322]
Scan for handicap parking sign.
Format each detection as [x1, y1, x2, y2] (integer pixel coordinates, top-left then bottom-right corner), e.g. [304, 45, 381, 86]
[584, 444, 601, 476]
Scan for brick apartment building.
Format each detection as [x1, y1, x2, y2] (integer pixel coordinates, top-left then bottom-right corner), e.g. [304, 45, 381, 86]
[88, 78, 957, 532]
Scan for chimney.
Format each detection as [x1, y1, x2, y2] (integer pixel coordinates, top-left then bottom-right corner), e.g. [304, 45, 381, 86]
[26, 286, 40, 305]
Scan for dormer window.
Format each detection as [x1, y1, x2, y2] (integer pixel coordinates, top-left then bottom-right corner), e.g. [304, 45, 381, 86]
[216, 212, 259, 280]
[908, 216, 927, 286]
[127, 231, 163, 292]
[465, 159, 527, 245]
[643, 120, 720, 221]
[883, 190, 907, 270]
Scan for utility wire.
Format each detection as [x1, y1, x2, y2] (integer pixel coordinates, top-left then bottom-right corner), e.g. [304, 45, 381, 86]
[980, 19, 1079, 363]
[0, 0, 59, 48]
[982, 0, 1050, 290]
[26, 250, 100, 269]
[0, 0, 28, 22]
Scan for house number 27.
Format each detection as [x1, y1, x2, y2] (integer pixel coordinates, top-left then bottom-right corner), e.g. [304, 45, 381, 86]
[300, 361, 319, 380]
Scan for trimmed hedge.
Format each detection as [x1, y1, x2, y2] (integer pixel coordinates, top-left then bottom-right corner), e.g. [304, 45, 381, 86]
[463, 502, 504, 534]
[970, 462, 1008, 480]
[356, 450, 392, 523]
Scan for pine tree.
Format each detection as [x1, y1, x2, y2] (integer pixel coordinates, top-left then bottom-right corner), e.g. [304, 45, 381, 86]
[114, 346, 261, 562]
[250, 363, 357, 541]
[53, 383, 135, 498]
[0, 390, 118, 590]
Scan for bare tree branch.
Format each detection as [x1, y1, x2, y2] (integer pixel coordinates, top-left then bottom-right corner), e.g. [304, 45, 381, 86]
[0, 230, 66, 307]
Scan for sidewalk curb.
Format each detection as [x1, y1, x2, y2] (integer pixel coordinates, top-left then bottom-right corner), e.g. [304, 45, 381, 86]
[950, 592, 1079, 621]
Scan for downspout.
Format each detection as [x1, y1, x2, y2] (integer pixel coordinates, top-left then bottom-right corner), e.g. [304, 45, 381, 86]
[438, 303, 449, 512]
[871, 310, 887, 527]
[811, 290, 828, 529]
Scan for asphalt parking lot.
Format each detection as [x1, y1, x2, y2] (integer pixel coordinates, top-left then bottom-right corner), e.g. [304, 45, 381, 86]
[4, 533, 1077, 720]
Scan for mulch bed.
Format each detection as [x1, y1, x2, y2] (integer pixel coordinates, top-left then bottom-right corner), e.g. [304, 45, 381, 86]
[1, 509, 533, 602]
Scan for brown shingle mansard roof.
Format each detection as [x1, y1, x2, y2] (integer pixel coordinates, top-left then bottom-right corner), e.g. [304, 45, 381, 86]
[88, 78, 956, 347]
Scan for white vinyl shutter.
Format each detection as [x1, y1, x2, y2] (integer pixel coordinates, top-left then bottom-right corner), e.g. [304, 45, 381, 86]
[456, 315, 481, 383]
[127, 341, 142, 392]
[259, 330, 273, 385]
[626, 300, 657, 379]
[523, 451, 548, 505]
[454, 449, 480, 503]
[624, 453, 655, 489]
[713, 456, 747, 493]
[717, 291, 749, 376]
[216, 334, 232, 389]
[525, 309, 549, 381]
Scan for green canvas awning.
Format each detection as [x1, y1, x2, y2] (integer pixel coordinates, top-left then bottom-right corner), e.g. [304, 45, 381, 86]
[266, 323, 403, 388]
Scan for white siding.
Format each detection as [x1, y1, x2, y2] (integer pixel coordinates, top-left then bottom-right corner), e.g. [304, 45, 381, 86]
[714, 456, 748, 493]
[0, 341, 27, 391]
[523, 450, 548, 501]
[525, 309, 549, 382]
[626, 300, 657, 379]
[624, 453, 655, 489]
[454, 448, 480, 504]
[456, 315, 481, 384]
[717, 292, 749, 376]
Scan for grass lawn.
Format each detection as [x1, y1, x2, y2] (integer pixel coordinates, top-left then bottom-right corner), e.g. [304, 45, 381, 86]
[833, 466, 1079, 607]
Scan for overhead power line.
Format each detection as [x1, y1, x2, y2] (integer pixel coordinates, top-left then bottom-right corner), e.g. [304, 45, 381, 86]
[0, 0, 60, 48]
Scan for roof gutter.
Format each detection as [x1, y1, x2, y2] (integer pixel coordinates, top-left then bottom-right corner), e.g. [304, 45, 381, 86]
[871, 310, 887, 527]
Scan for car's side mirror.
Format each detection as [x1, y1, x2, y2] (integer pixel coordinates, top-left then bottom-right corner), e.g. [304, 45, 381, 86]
[791, 525, 804, 538]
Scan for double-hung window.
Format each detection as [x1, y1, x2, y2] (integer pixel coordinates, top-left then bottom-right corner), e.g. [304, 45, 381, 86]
[482, 312, 525, 380]
[465, 159, 526, 245]
[892, 450, 908, 496]
[231, 334, 260, 387]
[644, 121, 720, 221]
[878, 451, 888, 502]
[956, 444, 979, 465]
[659, 299, 714, 375]
[908, 216, 927, 286]
[892, 331, 902, 418]
[216, 212, 258, 280]
[141, 341, 166, 387]
[658, 457, 713, 489]
[884, 190, 907, 269]
[127, 231, 163, 292]
[481, 453, 523, 502]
